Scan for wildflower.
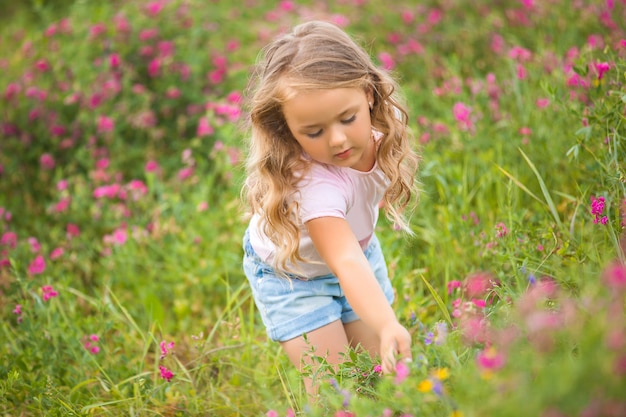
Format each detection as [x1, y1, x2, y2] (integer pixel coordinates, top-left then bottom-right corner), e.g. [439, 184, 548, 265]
[424, 331, 434, 345]
[590, 196, 608, 224]
[432, 368, 449, 380]
[66, 223, 81, 239]
[417, 379, 433, 392]
[41, 285, 59, 301]
[159, 365, 174, 382]
[452, 102, 473, 132]
[373, 364, 383, 374]
[109, 53, 121, 69]
[28, 237, 41, 253]
[495, 222, 508, 238]
[1, 231, 17, 248]
[378, 52, 395, 70]
[447, 280, 462, 294]
[83, 334, 101, 354]
[434, 322, 448, 345]
[97, 115, 115, 133]
[266, 411, 278, 417]
[40, 153, 55, 170]
[112, 228, 127, 245]
[476, 346, 506, 371]
[160, 340, 175, 359]
[394, 360, 410, 384]
[594, 62, 610, 80]
[464, 272, 494, 299]
[602, 261, 626, 292]
[536, 98, 550, 108]
[178, 167, 194, 181]
[28, 255, 46, 275]
[13, 304, 23, 323]
[145, 160, 160, 173]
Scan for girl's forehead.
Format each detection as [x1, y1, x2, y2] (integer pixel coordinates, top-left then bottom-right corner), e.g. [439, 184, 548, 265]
[282, 87, 367, 125]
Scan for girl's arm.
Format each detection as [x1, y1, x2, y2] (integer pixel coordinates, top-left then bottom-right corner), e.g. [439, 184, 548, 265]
[306, 216, 412, 373]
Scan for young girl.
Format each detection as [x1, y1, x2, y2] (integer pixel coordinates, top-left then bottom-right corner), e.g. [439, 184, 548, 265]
[242, 20, 419, 396]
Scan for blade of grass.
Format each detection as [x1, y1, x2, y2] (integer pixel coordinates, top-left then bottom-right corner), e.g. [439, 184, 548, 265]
[518, 147, 563, 228]
[418, 272, 452, 326]
[495, 164, 545, 206]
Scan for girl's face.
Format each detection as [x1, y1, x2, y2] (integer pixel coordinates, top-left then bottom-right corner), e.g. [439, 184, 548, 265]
[282, 87, 375, 172]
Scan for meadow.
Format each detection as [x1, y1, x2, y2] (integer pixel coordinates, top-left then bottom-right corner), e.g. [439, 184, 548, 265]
[0, 0, 625, 416]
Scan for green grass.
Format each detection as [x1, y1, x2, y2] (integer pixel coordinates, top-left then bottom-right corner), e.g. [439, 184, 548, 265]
[0, 0, 625, 416]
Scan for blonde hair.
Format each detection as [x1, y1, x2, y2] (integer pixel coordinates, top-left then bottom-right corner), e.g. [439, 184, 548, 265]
[243, 20, 419, 272]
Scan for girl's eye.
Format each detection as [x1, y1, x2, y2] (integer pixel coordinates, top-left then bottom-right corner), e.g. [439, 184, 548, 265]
[306, 130, 323, 138]
[341, 115, 356, 124]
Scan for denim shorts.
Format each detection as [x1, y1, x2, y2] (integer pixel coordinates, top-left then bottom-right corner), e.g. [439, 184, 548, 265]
[242, 229, 395, 342]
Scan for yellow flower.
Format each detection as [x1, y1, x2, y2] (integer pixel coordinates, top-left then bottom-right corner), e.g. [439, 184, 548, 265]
[432, 367, 450, 381]
[417, 379, 433, 392]
[450, 410, 463, 417]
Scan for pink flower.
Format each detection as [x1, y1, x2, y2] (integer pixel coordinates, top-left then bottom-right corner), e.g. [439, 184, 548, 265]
[160, 340, 175, 359]
[13, 304, 22, 315]
[145, 1, 165, 16]
[330, 14, 350, 28]
[178, 167, 194, 181]
[35, 59, 50, 72]
[42, 285, 59, 301]
[145, 160, 160, 173]
[591, 196, 607, 224]
[28, 237, 41, 253]
[1, 231, 17, 248]
[159, 365, 174, 382]
[28, 255, 46, 275]
[89, 23, 107, 38]
[464, 272, 495, 299]
[476, 346, 506, 370]
[97, 115, 115, 133]
[594, 62, 610, 80]
[394, 360, 410, 384]
[83, 334, 101, 354]
[508, 46, 532, 62]
[55, 198, 71, 213]
[602, 261, 626, 292]
[519, 127, 532, 136]
[447, 280, 462, 294]
[378, 52, 395, 70]
[452, 102, 474, 131]
[40, 153, 55, 170]
[266, 411, 278, 417]
[67, 223, 81, 239]
[112, 228, 127, 245]
[109, 53, 121, 69]
[139, 28, 158, 41]
[197, 117, 214, 137]
[50, 247, 64, 260]
[373, 364, 383, 373]
[495, 222, 508, 237]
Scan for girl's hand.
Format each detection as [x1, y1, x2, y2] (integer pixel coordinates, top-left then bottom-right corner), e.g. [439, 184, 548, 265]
[380, 321, 412, 374]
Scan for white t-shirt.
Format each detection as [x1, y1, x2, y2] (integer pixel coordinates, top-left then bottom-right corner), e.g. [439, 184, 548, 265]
[248, 158, 389, 278]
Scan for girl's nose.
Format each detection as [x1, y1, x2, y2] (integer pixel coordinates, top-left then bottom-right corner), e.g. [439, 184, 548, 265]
[329, 126, 346, 148]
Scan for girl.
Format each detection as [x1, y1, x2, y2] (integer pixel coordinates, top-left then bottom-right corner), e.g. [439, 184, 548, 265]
[242, 20, 419, 396]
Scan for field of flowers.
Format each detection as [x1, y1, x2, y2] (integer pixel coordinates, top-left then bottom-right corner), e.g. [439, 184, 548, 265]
[1, 0, 625, 416]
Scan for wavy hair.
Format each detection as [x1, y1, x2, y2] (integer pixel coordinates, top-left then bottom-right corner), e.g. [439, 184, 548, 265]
[243, 20, 419, 272]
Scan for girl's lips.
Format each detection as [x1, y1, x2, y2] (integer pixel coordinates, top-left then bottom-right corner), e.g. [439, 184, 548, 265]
[335, 148, 352, 159]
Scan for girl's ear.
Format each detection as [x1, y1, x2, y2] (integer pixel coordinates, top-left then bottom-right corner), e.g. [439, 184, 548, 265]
[366, 88, 374, 107]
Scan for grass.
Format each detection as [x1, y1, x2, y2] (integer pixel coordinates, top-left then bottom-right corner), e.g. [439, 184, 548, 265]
[0, 0, 625, 416]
